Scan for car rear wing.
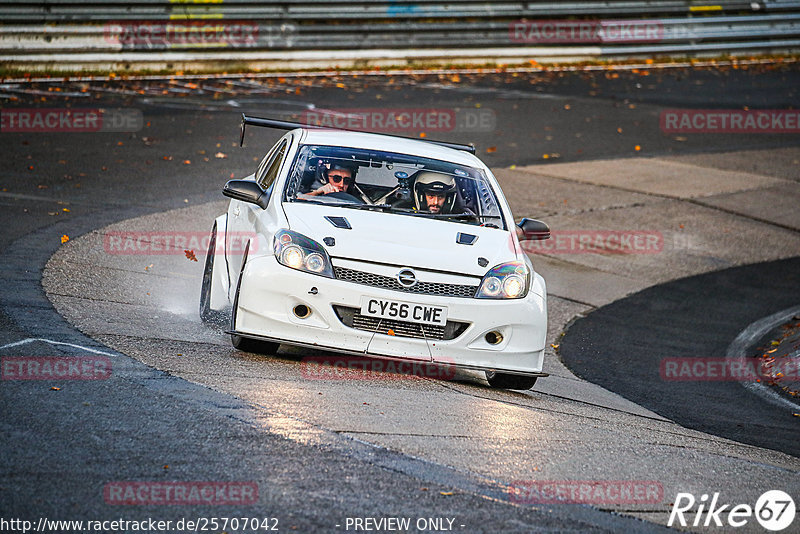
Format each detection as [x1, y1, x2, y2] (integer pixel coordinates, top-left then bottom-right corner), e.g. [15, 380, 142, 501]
[239, 113, 476, 155]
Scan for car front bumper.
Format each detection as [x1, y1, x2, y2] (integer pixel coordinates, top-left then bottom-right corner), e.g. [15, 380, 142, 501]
[233, 255, 548, 376]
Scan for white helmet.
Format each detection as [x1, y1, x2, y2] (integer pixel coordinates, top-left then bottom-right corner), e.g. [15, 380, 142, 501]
[413, 171, 457, 213]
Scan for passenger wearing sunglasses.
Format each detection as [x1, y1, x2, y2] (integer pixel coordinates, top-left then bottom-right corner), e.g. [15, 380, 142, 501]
[307, 163, 356, 196]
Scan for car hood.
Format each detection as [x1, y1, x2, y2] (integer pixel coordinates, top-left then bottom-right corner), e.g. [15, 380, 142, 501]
[282, 202, 517, 277]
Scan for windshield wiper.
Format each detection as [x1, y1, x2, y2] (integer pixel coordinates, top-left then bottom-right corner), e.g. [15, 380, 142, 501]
[338, 203, 395, 212]
[424, 212, 502, 220]
[289, 197, 326, 204]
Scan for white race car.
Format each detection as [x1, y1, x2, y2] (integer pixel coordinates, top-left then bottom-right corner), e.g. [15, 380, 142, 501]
[200, 115, 551, 389]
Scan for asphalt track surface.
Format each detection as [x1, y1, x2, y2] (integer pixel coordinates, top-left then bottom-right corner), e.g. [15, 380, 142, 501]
[1, 64, 799, 532]
[559, 257, 800, 457]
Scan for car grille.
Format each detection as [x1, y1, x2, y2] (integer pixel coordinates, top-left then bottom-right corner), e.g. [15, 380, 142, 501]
[333, 306, 470, 341]
[334, 266, 478, 298]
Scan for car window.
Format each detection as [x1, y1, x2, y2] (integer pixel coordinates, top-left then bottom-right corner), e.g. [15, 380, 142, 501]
[283, 144, 506, 229]
[257, 139, 288, 189]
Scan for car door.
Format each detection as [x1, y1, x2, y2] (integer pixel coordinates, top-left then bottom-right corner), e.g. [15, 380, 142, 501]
[226, 136, 290, 296]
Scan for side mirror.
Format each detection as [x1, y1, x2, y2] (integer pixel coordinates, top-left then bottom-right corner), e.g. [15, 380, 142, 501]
[517, 218, 550, 241]
[223, 180, 269, 209]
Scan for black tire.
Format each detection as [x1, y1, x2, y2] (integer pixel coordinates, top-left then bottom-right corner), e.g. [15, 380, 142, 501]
[229, 241, 279, 355]
[199, 224, 218, 323]
[485, 370, 538, 390]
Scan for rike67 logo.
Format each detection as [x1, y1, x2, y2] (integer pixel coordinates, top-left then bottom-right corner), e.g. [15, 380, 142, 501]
[669, 490, 795, 531]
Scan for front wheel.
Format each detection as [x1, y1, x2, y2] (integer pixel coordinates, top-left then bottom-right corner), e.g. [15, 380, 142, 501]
[485, 370, 538, 390]
[229, 246, 279, 355]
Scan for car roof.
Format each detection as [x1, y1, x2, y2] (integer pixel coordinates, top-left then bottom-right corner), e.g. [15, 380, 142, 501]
[297, 128, 482, 167]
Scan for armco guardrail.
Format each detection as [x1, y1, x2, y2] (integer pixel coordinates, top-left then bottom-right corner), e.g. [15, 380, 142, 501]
[1, 1, 800, 73]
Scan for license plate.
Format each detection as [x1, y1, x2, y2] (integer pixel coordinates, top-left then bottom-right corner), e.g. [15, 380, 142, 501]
[359, 297, 448, 326]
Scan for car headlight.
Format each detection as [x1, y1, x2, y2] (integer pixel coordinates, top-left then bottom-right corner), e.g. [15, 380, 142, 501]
[476, 261, 530, 299]
[273, 230, 334, 278]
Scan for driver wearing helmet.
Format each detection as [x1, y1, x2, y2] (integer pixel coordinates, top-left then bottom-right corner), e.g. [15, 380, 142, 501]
[414, 171, 459, 214]
[307, 162, 357, 196]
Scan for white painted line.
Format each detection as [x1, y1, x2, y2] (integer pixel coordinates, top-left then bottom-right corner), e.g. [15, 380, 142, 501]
[0, 338, 116, 356]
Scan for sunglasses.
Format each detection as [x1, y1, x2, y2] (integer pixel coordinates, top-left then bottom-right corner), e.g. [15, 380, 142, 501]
[328, 173, 351, 183]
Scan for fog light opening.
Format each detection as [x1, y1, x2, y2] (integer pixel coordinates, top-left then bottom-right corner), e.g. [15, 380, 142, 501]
[293, 304, 311, 319]
[485, 331, 503, 345]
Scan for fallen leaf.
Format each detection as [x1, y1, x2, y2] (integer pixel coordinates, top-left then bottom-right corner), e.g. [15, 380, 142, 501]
[486, 146, 497, 153]
[60, 234, 69, 244]
[215, 152, 227, 159]
[439, 491, 454, 496]
[184, 250, 198, 262]
[182, 160, 191, 165]
[50, 386, 60, 391]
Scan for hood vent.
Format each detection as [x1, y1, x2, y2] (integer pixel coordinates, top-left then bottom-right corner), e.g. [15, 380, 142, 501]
[456, 232, 478, 245]
[324, 216, 351, 229]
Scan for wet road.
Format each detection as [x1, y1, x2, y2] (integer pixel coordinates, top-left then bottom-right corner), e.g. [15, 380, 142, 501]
[2, 63, 800, 532]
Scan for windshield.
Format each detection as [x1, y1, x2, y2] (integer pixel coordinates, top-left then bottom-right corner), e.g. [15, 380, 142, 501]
[283, 144, 506, 228]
